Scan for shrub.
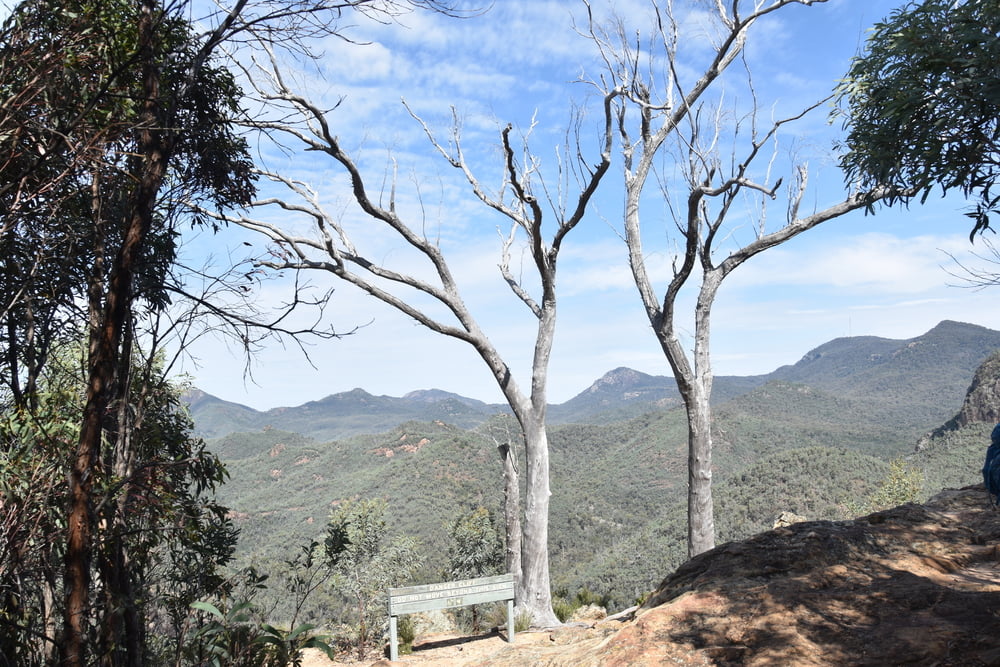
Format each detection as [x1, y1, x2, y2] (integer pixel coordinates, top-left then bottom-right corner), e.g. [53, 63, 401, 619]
[324, 498, 423, 659]
[396, 616, 415, 655]
[845, 458, 924, 517]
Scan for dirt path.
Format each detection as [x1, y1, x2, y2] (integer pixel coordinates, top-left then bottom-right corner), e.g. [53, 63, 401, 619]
[297, 626, 613, 667]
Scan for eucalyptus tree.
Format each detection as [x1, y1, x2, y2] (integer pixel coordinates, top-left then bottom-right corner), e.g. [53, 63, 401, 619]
[584, 0, 893, 558]
[324, 498, 422, 659]
[0, 0, 258, 661]
[214, 55, 619, 624]
[0, 338, 237, 667]
[836, 0, 1000, 240]
[0, 0, 454, 663]
[447, 506, 504, 631]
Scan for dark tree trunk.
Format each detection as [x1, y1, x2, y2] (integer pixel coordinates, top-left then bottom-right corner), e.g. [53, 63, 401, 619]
[62, 0, 171, 662]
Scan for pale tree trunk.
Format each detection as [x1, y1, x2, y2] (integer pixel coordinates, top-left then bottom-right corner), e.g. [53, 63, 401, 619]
[592, 0, 865, 562]
[516, 417, 558, 627]
[483, 333, 559, 627]
[683, 385, 714, 557]
[497, 441, 522, 583]
[507, 286, 560, 627]
[655, 320, 717, 558]
[684, 275, 722, 557]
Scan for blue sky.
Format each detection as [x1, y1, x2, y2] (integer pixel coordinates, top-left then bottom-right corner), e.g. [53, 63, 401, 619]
[177, 0, 1000, 411]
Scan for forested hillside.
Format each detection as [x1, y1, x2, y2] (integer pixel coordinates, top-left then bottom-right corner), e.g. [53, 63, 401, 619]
[201, 320, 1000, 616]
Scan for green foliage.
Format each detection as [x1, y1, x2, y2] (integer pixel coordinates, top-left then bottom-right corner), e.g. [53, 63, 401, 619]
[212, 420, 499, 614]
[185, 600, 265, 667]
[0, 0, 257, 362]
[716, 447, 890, 536]
[447, 506, 504, 580]
[176, 557, 334, 667]
[552, 587, 613, 622]
[0, 341, 242, 664]
[396, 615, 415, 655]
[205, 324, 1000, 623]
[324, 498, 423, 659]
[551, 596, 575, 623]
[845, 459, 924, 517]
[573, 587, 611, 609]
[0, 0, 260, 657]
[913, 422, 991, 496]
[0, 397, 77, 663]
[254, 622, 332, 667]
[835, 0, 1000, 236]
[444, 506, 504, 632]
[182, 598, 330, 667]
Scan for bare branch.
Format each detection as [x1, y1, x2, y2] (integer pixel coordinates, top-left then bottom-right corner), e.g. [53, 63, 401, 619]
[944, 238, 1000, 289]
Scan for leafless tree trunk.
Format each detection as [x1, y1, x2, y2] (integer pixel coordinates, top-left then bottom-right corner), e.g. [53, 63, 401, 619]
[498, 440, 522, 582]
[585, 0, 888, 558]
[219, 57, 618, 625]
[482, 414, 523, 587]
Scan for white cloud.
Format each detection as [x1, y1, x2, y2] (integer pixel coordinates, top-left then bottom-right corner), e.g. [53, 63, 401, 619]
[322, 40, 396, 82]
[731, 231, 968, 294]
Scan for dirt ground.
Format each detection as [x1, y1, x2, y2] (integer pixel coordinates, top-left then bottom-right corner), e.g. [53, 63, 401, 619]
[297, 626, 618, 667]
[299, 486, 1000, 666]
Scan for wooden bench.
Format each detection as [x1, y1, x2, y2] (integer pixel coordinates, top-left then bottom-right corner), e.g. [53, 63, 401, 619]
[386, 573, 515, 661]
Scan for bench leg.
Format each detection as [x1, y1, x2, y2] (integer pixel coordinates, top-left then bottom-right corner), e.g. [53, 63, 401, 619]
[389, 614, 398, 661]
[506, 599, 515, 643]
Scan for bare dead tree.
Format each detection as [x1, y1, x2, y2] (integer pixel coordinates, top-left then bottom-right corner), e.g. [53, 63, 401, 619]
[584, 0, 893, 558]
[209, 45, 620, 626]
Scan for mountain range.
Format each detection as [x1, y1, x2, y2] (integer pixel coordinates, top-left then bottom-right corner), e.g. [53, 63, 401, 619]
[189, 319, 1000, 616]
[188, 319, 1000, 442]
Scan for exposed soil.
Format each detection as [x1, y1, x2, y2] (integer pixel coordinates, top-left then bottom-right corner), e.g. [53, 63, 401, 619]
[302, 486, 1000, 666]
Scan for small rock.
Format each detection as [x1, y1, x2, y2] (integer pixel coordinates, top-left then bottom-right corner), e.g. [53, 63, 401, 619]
[773, 510, 807, 528]
[568, 603, 607, 623]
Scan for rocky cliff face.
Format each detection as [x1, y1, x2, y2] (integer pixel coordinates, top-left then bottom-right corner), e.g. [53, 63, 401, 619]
[955, 352, 1000, 427]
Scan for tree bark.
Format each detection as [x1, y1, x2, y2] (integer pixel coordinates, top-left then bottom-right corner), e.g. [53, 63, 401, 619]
[62, 0, 170, 661]
[684, 385, 715, 558]
[497, 441, 522, 586]
[517, 417, 558, 627]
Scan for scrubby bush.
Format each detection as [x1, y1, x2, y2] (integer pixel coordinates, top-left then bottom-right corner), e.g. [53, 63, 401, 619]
[324, 498, 422, 659]
[845, 458, 923, 517]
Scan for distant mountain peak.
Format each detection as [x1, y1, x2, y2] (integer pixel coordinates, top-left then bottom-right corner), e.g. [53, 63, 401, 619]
[587, 367, 652, 393]
[188, 320, 1000, 438]
[306, 388, 374, 404]
[403, 389, 460, 402]
[402, 388, 489, 409]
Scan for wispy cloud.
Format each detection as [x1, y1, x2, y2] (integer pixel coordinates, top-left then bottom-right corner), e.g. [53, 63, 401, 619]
[177, 0, 988, 409]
